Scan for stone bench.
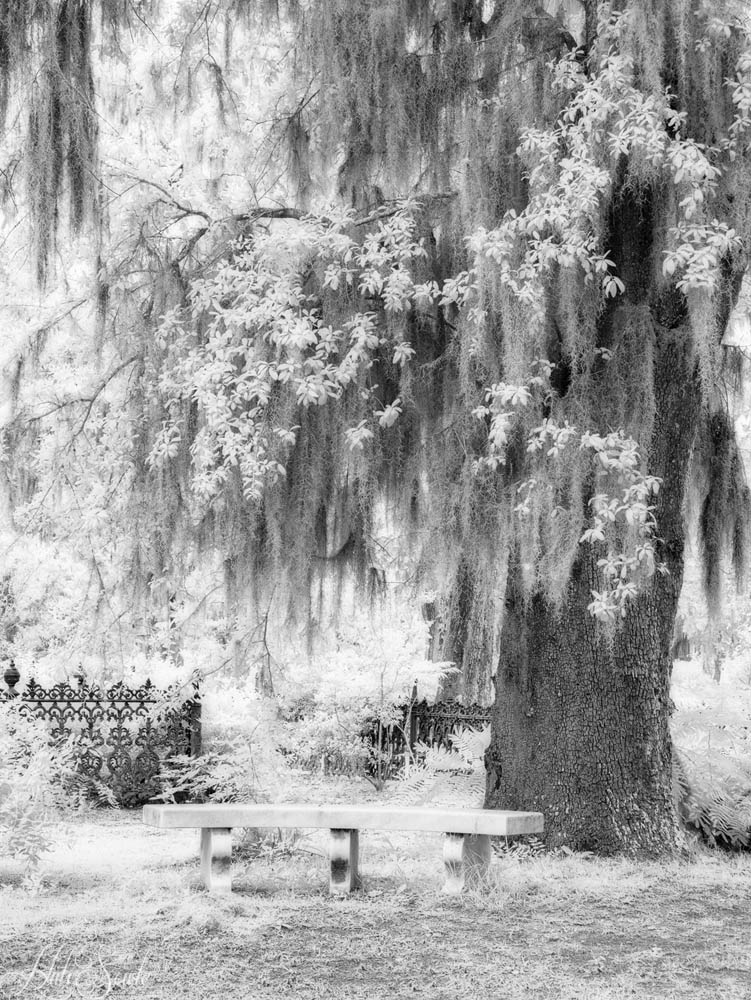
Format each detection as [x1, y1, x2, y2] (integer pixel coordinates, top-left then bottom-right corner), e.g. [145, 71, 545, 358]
[142, 802, 544, 895]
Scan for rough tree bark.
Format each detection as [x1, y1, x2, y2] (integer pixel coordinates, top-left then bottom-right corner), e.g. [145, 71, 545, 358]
[485, 326, 701, 853]
[485, 179, 719, 852]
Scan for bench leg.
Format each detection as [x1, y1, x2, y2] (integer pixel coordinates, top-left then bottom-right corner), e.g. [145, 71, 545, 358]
[329, 828, 360, 894]
[442, 833, 492, 894]
[200, 828, 232, 894]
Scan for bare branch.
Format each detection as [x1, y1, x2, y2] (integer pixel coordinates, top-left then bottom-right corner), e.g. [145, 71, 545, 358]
[1, 297, 89, 380]
[229, 192, 458, 230]
[21, 355, 141, 430]
[230, 206, 304, 224]
[119, 173, 211, 222]
[174, 226, 209, 264]
[166, 191, 460, 268]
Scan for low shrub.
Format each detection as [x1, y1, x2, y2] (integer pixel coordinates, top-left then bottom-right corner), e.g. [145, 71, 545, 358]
[0, 700, 116, 872]
[275, 606, 452, 788]
[157, 681, 288, 805]
[279, 708, 372, 777]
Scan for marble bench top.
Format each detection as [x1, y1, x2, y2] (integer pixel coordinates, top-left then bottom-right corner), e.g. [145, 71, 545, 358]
[142, 803, 544, 836]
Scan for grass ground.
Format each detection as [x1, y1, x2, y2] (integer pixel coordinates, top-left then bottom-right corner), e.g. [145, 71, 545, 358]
[1, 805, 751, 1000]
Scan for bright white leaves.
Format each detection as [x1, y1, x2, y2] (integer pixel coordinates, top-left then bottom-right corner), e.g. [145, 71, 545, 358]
[471, 381, 535, 466]
[473, 52, 628, 310]
[392, 342, 415, 366]
[662, 222, 741, 292]
[149, 422, 182, 468]
[495, 383, 532, 408]
[472, 362, 557, 470]
[148, 207, 436, 499]
[472, 6, 750, 310]
[578, 432, 664, 622]
[412, 280, 440, 309]
[659, 133, 742, 291]
[472, 360, 663, 622]
[729, 47, 751, 139]
[440, 271, 473, 307]
[344, 421, 374, 451]
[695, 1, 751, 148]
[529, 419, 579, 460]
[375, 399, 402, 429]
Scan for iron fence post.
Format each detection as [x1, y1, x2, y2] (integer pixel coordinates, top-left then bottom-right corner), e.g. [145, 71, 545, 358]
[3, 660, 20, 698]
[408, 682, 418, 758]
[189, 680, 202, 757]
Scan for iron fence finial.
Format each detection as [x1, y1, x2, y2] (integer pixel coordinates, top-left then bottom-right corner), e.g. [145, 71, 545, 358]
[3, 659, 20, 696]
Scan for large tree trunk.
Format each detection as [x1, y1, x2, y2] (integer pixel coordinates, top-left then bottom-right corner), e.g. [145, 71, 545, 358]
[485, 329, 702, 853]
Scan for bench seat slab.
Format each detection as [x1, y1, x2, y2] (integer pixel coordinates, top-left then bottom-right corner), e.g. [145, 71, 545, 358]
[200, 827, 232, 894]
[329, 828, 360, 894]
[144, 803, 544, 837]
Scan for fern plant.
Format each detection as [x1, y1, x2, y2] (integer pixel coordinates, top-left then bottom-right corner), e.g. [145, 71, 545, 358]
[671, 660, 751, 849]
[157, 736, 286, 804]
[393, 724, 490, 807]
[156, 721, 303, 856]
[673, 745, 751, 848]
[494, 836, 548, 860]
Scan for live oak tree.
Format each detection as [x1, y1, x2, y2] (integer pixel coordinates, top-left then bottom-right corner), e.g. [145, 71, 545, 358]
[1, 0, 751, 852]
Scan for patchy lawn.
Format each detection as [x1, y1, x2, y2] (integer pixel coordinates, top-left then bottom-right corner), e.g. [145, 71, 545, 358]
[1, 808, 750, 1000]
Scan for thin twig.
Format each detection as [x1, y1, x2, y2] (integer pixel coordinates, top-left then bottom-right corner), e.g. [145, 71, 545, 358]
[119, 173, 211, 222]
[73, 355, 141, 438]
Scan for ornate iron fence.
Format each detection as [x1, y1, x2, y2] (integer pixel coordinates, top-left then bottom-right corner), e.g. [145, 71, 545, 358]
[408, 698, 491, 751]
[1, 663, 200, 806]
[2, 662, 489, 791]
[363, 694, 492, 780]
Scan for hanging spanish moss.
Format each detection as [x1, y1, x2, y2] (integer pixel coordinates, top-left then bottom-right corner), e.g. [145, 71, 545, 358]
[26, 0, 99, 282]
[3, 1, 750, 707]
[0, 0, 38, 119]
[88, 0, 748, 691]
[695, 410, 750, 613]
[0, 1, 130, 282]
[236, 0, 750, 650]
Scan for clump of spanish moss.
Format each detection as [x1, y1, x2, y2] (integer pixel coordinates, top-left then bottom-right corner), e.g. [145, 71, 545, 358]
[26, 0, 99, 282]
[4, 0, 751, 702]
[696, 411, 751, 617]
[120, 0, 751, 692]
[0, 0, 104, 283]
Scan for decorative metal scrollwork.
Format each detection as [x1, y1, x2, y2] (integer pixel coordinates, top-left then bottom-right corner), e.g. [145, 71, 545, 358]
[1, 668, 201, 806]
